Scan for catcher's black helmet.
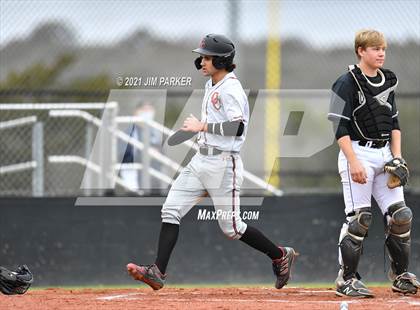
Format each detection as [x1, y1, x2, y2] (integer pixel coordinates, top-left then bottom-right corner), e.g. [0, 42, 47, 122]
[192, 34, 235, 71]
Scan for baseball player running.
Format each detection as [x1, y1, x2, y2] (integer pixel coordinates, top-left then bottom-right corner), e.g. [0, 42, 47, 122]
[127, 34, 297, 290]
[329, 29, 419, 297]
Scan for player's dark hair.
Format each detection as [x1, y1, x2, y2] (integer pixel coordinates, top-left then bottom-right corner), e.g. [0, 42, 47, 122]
[226, 63, 236, 72]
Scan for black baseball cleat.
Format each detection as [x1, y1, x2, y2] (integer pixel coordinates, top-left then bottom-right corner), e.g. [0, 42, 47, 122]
[391, 272, 419, 295]
[272, 247, 298, 289]
[336, 278, 374, 298]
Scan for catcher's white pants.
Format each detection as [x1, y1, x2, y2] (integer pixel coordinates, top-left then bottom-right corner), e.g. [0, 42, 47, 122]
[338, 141, 405, 216]
[161, 153, 247, 240]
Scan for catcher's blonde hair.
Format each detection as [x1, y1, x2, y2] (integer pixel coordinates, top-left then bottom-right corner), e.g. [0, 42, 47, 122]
[354, 29, 387, 59]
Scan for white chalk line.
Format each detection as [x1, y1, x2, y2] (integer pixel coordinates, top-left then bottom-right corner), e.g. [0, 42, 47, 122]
[96, 291, 420, 306]
[97, 296, 356, 304]
[96, 289, 332, 300]
[390, 299, 420, 306]
[97, 292, 145, 300]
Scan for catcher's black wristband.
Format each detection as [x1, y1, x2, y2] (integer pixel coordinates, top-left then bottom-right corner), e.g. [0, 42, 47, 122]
[207, 120, 244, 137]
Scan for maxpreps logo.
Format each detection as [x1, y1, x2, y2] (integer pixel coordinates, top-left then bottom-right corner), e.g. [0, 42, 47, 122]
[77, 89, 336, 198]
[197, 209, 260, 221]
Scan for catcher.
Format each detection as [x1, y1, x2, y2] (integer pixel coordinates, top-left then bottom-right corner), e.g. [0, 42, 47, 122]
[0, 264, 33, 295]
[328, 29, 419, 297]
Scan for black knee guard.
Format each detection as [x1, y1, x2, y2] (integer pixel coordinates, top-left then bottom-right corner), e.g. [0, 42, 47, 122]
[339, 208, 372, 280]
[385, 202, 412, 276]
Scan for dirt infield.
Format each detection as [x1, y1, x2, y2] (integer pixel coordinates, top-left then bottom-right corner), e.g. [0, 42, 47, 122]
[1, 287, 419, 310]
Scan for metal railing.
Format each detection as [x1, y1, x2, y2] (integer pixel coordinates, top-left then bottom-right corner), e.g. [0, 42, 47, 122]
[0, 102, 283, 197]
[0, 116, 44, 196]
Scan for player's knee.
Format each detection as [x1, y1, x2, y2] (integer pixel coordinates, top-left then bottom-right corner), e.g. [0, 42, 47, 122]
[161, 205, 182, 225]
[218, 222, 237, 239]
[221, 227, 237, 239]
[386, 202, 412, 237]
[346, 207, 372, 240]
[218, 219, 243, 240]
[339, 208, 372, 250]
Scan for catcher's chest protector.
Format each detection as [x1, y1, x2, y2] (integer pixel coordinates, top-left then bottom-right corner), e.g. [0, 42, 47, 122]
[348, 65, 398, 141]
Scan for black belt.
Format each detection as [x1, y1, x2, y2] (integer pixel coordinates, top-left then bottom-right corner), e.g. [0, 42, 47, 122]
[199, 147, 223, 156]
[358, 140, 388, 149]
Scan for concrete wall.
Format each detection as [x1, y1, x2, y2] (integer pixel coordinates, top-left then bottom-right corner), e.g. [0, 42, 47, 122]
[0, 195, 419, 286]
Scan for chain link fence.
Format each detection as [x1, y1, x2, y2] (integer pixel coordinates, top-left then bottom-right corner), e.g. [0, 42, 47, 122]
[0, 0, 419, 197]
[0, 107, 101, 196]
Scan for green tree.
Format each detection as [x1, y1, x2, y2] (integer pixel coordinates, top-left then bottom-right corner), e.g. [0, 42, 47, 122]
[0, 54, 74, 90]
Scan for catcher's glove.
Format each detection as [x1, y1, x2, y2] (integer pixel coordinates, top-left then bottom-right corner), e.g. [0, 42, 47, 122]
[384, 157, 409, 189]
[0, 265, 33, 295]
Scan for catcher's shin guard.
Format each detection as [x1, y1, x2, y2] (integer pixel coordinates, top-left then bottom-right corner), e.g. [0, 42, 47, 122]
[385, 202, 412, 277]
[338, 208, 372, 280]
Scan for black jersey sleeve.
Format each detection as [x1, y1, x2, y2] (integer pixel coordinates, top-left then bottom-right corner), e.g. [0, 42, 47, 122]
[328, 73, 354, 122]
[333, 118, 351, 140]
[389, 92, 400, 130]
[328, 73, 355, 139]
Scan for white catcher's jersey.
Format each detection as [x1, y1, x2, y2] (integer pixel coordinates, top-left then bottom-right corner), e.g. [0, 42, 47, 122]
[197, 72, 249, 152]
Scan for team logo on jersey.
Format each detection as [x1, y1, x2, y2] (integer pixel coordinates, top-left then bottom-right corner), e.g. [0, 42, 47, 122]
[211, 92, 221, 110]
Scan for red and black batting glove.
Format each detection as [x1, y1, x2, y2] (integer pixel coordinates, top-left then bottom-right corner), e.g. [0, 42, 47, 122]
[384, 157, 409, 189]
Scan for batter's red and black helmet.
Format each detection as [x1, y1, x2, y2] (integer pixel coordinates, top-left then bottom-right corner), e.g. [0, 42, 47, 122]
[192, 34, 236, 71]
